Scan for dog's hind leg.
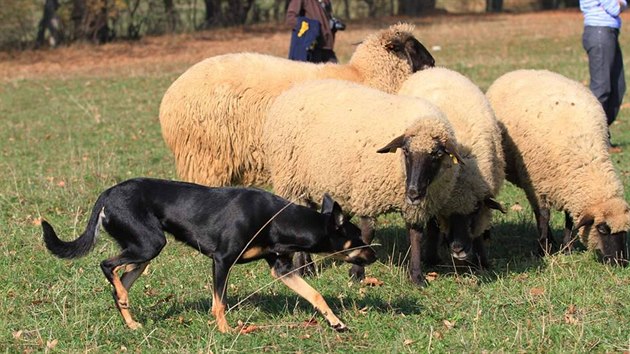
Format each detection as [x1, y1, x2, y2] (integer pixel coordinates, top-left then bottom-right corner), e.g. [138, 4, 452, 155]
[211, 256, 232, 333]
[271, 256, 348, 332]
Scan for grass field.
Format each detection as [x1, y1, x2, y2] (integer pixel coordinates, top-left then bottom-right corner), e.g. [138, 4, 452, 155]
[2, 9, 630, 353]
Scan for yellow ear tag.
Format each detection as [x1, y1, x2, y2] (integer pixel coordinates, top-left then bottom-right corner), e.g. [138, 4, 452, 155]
[298, 21, 309, 37]
[449, 153, 459, 164]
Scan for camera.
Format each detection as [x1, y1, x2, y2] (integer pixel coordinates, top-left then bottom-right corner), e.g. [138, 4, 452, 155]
[330, 17, 346, 32]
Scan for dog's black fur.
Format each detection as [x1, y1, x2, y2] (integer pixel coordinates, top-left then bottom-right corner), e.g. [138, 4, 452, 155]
[42, 178, 376, 332]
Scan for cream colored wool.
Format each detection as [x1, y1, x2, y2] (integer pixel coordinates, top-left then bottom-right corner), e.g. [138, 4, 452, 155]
[486, 69, 630, 250]
[263, 79, 460, 224]
[160, 23, 422, 187]
[399, 67, 505, 237]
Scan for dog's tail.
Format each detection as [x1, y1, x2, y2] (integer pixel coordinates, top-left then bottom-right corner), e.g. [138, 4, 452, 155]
[42, 195, 107, 259]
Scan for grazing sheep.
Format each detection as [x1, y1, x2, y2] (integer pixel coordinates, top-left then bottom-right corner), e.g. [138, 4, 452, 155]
[160, 23, 435, 187]
[486, 69, 629, 265]
[263, 79, 463, 286]
[398, 67, 506, 268]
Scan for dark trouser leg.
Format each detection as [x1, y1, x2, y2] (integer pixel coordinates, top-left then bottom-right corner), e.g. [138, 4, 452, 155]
[349, 216, 374, 280]
[583, 26, 625, 126]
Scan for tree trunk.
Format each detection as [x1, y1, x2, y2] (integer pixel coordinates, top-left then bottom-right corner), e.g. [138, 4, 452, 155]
[399, 0, 434, 15]
[203, 0, 216, 27]
[163, 0, 179, 33]
[36, 0, 62, 48]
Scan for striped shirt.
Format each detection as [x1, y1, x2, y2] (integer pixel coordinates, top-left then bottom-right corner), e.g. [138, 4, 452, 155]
[580, 0, 627, 28]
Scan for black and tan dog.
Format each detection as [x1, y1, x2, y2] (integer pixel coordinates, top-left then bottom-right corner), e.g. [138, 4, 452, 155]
[42, 178, 376, 332]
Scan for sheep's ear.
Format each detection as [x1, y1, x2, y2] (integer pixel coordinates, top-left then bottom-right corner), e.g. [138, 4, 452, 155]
[484, 198, 506, 214]
[377, 134, 405, 153]
[443, 140, 465, 166]
[575, 214, 595, 230]
[321, 193, 344, 226]
[385, 37, 435, 72]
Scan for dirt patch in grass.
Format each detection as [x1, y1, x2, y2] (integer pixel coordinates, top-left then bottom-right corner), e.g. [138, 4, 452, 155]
[0, 9, 619, 82]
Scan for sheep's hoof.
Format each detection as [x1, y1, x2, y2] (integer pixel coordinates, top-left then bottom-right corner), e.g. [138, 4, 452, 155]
[348, 265, 365, 281]
[297, 263, 317, 277]
[409, 273, 429, 288]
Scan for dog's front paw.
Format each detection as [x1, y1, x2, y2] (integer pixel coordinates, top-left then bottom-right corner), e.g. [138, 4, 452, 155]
[126, 320, 143, 330]
[332, 322, 348, 332]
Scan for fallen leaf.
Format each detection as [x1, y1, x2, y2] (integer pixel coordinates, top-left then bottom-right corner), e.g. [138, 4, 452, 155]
[120, 346, 128, 352]
[302, 319, 318, 327]
[239, 325, 260, 334]
[361, 277, 383, 287]
[299, 334, 311, 339]
[511, 203, 523, 212]
[358, 306, 369, 315]
[443, 319, 455, 330]
[403, 339, 414, 346]
[426, 272, 439, 282]
[32, 218, 42, 226]
[12, 330, 22, 340]
[564, 304, 579, 325]
[57, 180, 66, 187]
[529, 287, 545, 296]
[433, 331, 443, 340]
[46, 339, 58, 350]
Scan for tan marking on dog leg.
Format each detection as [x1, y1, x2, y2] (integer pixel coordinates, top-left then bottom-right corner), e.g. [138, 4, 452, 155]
[212, 292, 230, 333]
[240, 246, 264, 260]
[112, 265, 142, 330]
[343, 241, 352, 249]
[276, 273, 346, 330]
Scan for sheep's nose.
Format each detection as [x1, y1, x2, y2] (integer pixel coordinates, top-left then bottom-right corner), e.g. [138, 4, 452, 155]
[451, 242, 464, 254]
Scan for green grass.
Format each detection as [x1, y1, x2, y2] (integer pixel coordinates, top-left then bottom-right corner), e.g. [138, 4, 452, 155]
[2, 12, 630, 353]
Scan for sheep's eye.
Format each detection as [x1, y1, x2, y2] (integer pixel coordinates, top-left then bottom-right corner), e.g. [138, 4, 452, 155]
[596, 223, 611, 235]
[433, 149, 444, 159]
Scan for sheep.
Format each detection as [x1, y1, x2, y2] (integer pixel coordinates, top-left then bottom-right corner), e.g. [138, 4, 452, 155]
[262, 79, 463, 286]
[397, 67, 506, 268]
[159, 23, 435, 187]
[486, 69, 630, 265]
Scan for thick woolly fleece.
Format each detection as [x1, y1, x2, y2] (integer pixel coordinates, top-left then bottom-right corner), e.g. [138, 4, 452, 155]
[160, 23, 421, 187]
[486, 69, 630, 250]
[398, 67, 505, 237]
[263, 79, 460, 224]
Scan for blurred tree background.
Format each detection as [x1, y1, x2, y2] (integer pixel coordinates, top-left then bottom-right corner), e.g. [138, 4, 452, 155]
[0, 0, 578, 50]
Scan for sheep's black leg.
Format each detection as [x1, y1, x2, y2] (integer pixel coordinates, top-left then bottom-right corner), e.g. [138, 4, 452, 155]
[349, 216, 374, 280]
[473, 230, 490, 269]
[408, 223, 428, 287]
[562, 211, 575, 254]
[294, 252, 316, 277]
[422, 217, 441, 266]
[534, 206, 555, 255]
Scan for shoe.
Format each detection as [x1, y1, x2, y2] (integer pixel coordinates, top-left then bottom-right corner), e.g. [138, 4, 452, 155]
[609, 144, 623, 153]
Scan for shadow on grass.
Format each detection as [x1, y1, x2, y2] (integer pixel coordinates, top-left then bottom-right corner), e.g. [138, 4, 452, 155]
[142, 291, 425, 325]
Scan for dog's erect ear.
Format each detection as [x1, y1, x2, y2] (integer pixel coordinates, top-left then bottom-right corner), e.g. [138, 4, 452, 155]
[377, 134, 406, 153]
[575, 214, 595, 230]
[321, 193, 344, 226]
[443, 140, 465, 166]
[484, 198, 506, 214]
[385, 36, 435, 72]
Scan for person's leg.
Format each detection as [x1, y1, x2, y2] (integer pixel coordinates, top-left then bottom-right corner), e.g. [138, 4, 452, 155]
[583, 26, 617, 125]
[609, 32, 626, 125]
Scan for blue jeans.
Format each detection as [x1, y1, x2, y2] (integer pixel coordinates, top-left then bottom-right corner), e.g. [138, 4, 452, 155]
[583, 26, 626, 125]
